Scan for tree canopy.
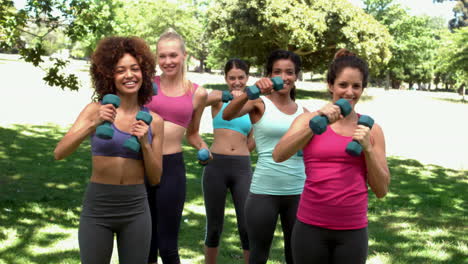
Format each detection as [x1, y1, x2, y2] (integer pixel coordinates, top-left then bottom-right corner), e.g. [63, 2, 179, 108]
[0, 0, 118, 90]
[206, 0, 392, 73]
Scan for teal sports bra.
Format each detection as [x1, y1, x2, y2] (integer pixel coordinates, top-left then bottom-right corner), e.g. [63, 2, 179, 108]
[213, 102, 252, 136]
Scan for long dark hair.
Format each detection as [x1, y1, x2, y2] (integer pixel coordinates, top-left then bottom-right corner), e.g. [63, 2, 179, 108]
[265, 50, 301, 101]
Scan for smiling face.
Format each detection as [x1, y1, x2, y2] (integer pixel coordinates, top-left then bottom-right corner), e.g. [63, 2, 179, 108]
[157, 39, 186, 77]
[225, 67, 248, 92]
[328, 67, 364, 107]
[269, 59, 297, 95]
[113, 53, 142, 95]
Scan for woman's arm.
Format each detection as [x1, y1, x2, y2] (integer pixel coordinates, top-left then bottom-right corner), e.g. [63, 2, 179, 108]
[222, 78, 273, 121]
[273, 103, 341, 162]
[273, 112, 319, 162]
[205, 90, 223, 107]
[358, 123, 391, 198]
[54, 102, 115, 160]
[186, 86, 210, 150]
[138, 113, 164, 186]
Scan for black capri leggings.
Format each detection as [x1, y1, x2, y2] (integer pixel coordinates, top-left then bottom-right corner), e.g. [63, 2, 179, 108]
[292, 220, 368, 264]
[79, 182, 151, 264]
[202, 153, 252, 250]
[146, 152, 186, 264]
[245, 192, 300, 264]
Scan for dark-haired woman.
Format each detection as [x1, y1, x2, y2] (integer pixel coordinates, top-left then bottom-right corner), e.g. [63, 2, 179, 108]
[273, 49, 390, 264]
[203, 58, 255, 264]
[54, 36, 164, 264]
[223, 50, 308, 264]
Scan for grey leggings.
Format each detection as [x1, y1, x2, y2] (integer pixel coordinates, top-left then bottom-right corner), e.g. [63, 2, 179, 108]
[202, 153, 252, 250]
[78, 182, 151, 264]
[292, 220, 368, 264]
[245, 192, 300, 264]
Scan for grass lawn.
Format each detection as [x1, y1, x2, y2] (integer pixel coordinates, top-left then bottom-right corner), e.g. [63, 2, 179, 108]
[0, 124, 467, 264]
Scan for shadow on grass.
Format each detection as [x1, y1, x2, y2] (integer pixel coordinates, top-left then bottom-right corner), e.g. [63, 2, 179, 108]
[0, 126, 466, 263]
[0, 124, 86, 263]
[433, 97, 467, 104]
[367, 157, 467, 264]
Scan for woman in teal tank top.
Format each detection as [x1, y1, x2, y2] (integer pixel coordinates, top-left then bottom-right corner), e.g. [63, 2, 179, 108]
[203, 59, 255, 264]
[223, 50, 309, 264]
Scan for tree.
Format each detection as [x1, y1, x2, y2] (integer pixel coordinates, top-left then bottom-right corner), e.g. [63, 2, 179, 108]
[0, 0, 119, 91]
[364, 0, 443, 89]
[433, 0, 467, 29]
[435, 27, 468, 98]
[206, 0, 392, 74]
[113, 0, 209, 72]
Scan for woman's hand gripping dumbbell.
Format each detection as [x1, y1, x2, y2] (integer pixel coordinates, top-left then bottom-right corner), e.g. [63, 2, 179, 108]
[246, 76, 284, 100]
[96, 94, 120, 139]
[309, 99, 352, 135]
[123, 111, 153, 152]
[346, 115, 374, 156]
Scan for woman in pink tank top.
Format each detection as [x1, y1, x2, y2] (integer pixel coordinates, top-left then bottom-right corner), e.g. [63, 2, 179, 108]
[143, 29, 209, 264]
[273, 49, 391, 264]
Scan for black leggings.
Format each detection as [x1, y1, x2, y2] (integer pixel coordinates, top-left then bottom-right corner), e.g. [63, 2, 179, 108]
[79, 182, 151, 264]
[202, 153, 252, 250]
[245, 192, 300, 264]
[292, 220, 368, 264]
[146, 152, 186, 263]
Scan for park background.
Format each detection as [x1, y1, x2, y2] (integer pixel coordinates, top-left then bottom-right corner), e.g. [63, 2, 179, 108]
[0, 0, 467, 263]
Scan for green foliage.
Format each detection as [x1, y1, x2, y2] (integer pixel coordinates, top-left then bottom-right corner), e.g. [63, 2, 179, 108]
[113, 0, 207, 67]
[0, 0, 119, 91]
[206, 0, 392, 74]
[365, 0, 445, 89]
[434, 27, 468, 90]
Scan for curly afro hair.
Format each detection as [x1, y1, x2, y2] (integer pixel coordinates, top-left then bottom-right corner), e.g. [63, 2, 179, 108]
[90, 36, 156, 105]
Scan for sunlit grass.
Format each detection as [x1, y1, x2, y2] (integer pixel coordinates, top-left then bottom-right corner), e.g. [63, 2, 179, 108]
[1, 125, 467, 263]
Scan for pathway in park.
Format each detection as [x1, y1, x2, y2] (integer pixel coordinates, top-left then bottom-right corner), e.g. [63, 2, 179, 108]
[1, 54, 467, 170]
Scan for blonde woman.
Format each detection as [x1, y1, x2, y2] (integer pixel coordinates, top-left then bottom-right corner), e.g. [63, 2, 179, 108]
[144, 29, 209, 264]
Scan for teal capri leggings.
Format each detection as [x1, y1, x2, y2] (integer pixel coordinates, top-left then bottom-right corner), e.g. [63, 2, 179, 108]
[78, 182, 151, 264]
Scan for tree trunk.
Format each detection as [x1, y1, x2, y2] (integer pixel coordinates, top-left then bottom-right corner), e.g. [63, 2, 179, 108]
[385, 72, 390, 90]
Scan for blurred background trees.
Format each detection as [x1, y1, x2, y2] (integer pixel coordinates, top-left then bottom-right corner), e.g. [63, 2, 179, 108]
[0, 0, 466, 94]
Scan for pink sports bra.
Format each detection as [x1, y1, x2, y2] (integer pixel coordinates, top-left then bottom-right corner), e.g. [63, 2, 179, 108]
[145, 76, 198, 128]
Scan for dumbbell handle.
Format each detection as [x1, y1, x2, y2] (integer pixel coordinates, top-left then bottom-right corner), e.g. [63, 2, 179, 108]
[123, 111, 153, 152]
[221, 90, 233, 102]
[345, 115, 374, 156]
[96, 94, 121, 139]
[309, 99, 352, 135]
[246, 76, 284, 100]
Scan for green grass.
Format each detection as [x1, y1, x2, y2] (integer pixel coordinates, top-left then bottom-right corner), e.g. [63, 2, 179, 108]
[0, 125, 467, 264]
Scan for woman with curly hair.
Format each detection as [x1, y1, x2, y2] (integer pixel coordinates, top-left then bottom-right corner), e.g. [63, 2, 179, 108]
[54, 36, 164, 264]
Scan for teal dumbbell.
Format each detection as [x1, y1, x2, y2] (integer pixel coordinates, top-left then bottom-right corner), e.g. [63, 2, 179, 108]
[152, 82, 158, 95]
[222, 90, 233, 102]
[246, 76, 284, 100]
[96, 94, 121, 139]
[197, 148, 210, 165]
[345, 115, 374, 156]
[123, 111, 153, 152]
[309, 99, 352, 135]
[297, 150, 303, 157]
